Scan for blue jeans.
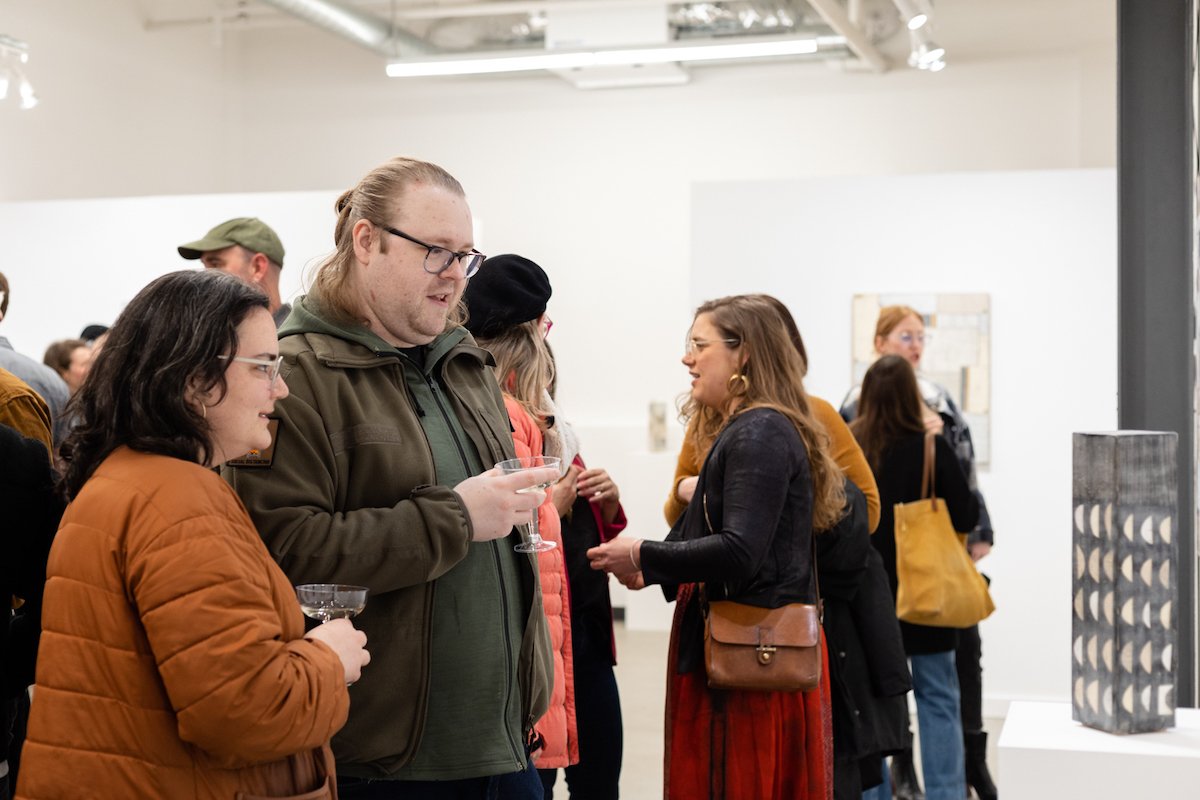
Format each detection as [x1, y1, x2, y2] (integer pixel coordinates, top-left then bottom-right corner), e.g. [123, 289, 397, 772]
[909, 652, 965, 800]
[860, 758, 890, 800]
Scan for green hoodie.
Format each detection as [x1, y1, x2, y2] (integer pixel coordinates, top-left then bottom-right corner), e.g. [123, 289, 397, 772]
[226, 297, 552, 780]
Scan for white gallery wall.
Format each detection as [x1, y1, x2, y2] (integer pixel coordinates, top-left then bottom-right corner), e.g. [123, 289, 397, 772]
[0, 191, 337, 356]
[689, 169, 1117, 711]
[0, 2, 1118, 713]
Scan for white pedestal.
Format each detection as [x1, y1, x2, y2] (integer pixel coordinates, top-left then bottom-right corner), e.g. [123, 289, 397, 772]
[998, 700, 1200, 797]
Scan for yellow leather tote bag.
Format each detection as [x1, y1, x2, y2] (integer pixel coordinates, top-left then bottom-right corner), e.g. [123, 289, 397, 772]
[894, 434, 995, 628]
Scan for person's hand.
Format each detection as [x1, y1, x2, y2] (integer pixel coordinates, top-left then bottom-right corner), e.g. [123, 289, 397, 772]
[454, 466, 557, 542]
[968, 541, 992, 562]
[922, 408, 945, 435]
[618, 571, 646, 590]
[305, 618, 370, 685]
[588, 537, 641, 579]
[552, 465, 581, 517]
[676, 476, 698, 504]
[577, 468, 620, 514]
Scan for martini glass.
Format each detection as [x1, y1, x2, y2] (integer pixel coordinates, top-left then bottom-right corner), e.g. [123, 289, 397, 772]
[295, 584, 368, 623]
[496, 455, 561, 553]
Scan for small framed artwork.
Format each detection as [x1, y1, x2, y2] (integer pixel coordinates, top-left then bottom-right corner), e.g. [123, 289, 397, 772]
[852, 293, 991, 465]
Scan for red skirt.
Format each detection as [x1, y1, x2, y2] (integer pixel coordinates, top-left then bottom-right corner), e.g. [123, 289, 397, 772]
[663, 584, 833, 800]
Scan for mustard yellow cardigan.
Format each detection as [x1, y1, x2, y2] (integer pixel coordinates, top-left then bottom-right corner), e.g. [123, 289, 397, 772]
[663, 395, 881, 533]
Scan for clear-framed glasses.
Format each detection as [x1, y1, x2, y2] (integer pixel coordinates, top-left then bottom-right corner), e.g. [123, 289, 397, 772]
[685, 336, 739, 356]
[219, 354, 283, 387]
[894, 331, 930, 346]
[540, 315, 553, 339]
[378, 223, 485, 278]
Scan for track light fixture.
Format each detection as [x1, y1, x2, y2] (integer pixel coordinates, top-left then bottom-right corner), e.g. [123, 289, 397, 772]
[892, 0, 932, 31]
[0, 34, 36, 110]
[898, 1, 945, 73]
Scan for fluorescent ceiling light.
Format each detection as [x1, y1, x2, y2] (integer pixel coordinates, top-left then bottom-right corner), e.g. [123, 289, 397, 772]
[387, 36, 822, 78]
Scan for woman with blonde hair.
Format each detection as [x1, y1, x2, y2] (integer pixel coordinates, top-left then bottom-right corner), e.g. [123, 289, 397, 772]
[463, 254, 578, 795]
[590, 294, 841, 799]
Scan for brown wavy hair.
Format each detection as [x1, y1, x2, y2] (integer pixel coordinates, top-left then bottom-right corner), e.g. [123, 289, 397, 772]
[849, 354, 926, 470]
[681, 294, 845, 531]
[43, 338, 87, 379]
[310, 157, 468, 328]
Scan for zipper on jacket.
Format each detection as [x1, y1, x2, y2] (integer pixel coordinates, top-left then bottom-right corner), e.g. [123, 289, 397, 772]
[491, 541, 526, 769]
[425, 375, 471, 471]
[426, 370, 525, 769]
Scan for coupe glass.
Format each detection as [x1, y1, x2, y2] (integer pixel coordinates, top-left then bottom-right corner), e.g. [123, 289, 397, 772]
[495, 455, 561, 553]
[295, 584, 368, 623]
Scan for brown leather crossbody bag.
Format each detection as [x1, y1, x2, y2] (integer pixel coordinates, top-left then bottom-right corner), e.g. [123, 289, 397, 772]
[700, 492, 823, 692]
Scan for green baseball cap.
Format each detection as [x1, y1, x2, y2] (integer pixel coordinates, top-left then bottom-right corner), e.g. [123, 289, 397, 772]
[178, 217, 285, 268]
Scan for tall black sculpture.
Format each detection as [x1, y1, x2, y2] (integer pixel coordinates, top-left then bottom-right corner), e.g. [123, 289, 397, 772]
[1072, 431, 1177, 733]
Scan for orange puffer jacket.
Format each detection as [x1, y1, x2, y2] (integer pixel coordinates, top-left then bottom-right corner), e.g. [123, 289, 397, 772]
[16, 447, 349, 800]
[504, 397, 579, 770]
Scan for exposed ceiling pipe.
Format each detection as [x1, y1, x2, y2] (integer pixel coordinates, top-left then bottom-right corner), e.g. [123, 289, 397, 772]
[257, 0, 436, 56]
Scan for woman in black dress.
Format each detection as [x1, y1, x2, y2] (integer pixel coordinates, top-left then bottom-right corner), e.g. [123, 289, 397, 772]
[849, 355, 978, 800]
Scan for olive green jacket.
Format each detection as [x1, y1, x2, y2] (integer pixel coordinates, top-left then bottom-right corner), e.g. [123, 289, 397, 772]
[224, 298, 552, 778]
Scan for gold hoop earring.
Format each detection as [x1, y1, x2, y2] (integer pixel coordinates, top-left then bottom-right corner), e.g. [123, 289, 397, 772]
[201, 404, 207, 420]
[728, 373, 749, 393]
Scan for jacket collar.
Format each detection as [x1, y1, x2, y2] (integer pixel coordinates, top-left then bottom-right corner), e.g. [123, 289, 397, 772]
[283, 295, 494, 374]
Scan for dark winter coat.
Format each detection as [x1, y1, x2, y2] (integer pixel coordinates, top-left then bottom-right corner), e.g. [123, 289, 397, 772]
[817, 480, 910, 797]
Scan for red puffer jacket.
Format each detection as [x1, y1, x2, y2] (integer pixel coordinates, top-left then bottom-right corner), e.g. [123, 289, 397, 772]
[503, 396, 579, 769]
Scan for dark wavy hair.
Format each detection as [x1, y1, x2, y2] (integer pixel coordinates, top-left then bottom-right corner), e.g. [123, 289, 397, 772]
[848, 354, 926, 471]
[59, 270, 268, 499]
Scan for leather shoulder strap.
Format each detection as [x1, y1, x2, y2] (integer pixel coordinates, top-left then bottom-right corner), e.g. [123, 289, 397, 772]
[702, 490, 822, 614]
[922, 432, 938, 507]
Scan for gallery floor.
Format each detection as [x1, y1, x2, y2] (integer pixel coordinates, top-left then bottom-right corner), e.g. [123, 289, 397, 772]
[548, 624, 1003, 800]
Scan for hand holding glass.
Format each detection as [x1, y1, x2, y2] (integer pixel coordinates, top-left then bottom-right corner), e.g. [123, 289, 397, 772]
[296, 584, 368, 622]
[496, 455, 561, 553]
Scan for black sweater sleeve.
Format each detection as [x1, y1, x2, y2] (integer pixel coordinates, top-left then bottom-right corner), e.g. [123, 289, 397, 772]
[641, 411, 804, 587]
[933, 436, 979, 534]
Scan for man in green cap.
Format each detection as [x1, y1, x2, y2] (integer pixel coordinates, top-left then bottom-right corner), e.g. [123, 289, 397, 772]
[178, 217, 291, 327]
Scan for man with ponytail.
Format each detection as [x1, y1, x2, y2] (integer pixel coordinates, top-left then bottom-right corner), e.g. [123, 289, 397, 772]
[225, 157, 556, 799]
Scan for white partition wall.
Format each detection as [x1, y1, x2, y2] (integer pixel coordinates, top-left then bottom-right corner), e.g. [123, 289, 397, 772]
[0, 191, 339, 359]
[684, 168, 1118, 712]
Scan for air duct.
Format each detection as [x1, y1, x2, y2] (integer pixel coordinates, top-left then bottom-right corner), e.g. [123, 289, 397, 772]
[257, 0, 436, 57]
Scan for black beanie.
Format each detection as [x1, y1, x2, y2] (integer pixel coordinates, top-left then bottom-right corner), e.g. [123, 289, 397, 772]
[463, 254, 552, 339]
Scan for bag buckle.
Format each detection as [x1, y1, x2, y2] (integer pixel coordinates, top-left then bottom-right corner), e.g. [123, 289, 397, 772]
[757, 643, 777, 665]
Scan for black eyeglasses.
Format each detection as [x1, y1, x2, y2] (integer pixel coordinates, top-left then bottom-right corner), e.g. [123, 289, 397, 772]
[378, 223, 485, 278]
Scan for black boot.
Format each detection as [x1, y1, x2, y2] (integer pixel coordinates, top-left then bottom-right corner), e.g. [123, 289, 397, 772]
[965, 732, 997, 800]
[891, 749, 924, 800]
